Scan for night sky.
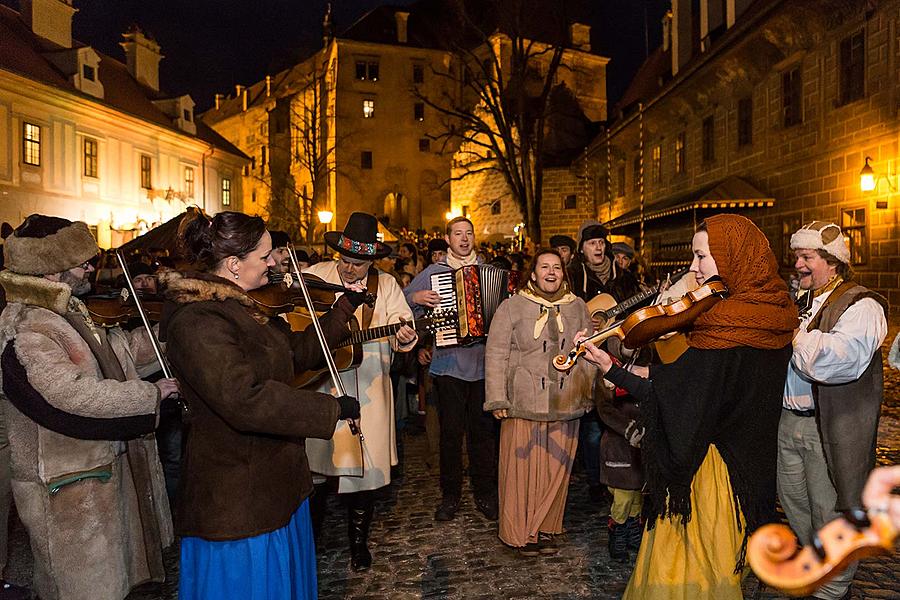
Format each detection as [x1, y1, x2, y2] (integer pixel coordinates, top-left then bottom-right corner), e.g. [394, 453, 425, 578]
[2, 0, 670, 113]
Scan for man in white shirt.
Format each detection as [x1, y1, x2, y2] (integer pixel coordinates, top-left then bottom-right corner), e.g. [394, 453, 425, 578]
[779, 221, 888, 600]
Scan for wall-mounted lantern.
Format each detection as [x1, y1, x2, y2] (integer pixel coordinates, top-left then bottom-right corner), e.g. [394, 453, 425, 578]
[860, 156, 895, 209]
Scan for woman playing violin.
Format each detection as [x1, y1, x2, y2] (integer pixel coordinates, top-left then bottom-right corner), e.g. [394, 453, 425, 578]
[575, 214, 799, 600]
[159, 211, 363, 600]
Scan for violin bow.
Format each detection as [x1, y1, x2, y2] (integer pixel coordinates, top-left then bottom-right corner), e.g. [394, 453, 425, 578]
[748, 508, 897, 597]
[115, 250, 173, 380]
[287, 243, 364, 442]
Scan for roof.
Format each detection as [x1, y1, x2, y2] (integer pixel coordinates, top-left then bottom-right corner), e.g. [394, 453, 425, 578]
[604, 176, 775, 229]
[614, 46, 671, 115]
[202, 59, 317, 123]
[0, 4, 246, 160]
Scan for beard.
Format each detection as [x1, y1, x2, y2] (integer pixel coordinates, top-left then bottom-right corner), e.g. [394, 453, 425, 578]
[60, 270, 92, 297]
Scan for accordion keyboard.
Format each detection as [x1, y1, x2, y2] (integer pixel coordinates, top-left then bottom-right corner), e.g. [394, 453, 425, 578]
[430, 271, 458, 347]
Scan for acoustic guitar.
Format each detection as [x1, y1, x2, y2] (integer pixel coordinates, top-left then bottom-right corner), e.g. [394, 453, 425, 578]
[288, 309, 456, 388]
[587, 267, 690, 330]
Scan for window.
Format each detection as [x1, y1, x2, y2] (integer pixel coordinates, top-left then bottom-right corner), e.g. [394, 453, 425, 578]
[83, 138, 98, 178]
[418, 138, 430, 152]
[564, 194, 577, 210]
[184, 166, 195, 198]
[651, 145, 661, 182]
[781, 215, 803, 267]
[414, 102, 425, 121]
[222, 178, 231, 206]
[22, 122, 40, 166]
[140, 154, 152, 189]
[675, 132, 686, 174]
[617, 165, 626, 197]
[783, 67, 802, 127]
[702, 116, 715, 163]
[632, 156, 641, 192]
[183, 109, 192, 122]
[355, 61, 379, 81]
[82, 64, 96, 81]
[841, 207, 867, 265]
[361, 151, 373, 169]
[412, 64, 424, 84]
[491, 200, 501, 215]
[363, 98, 375, 118]
[839, 31, 865, 105]
[461, 205, 469, 217]
[737, 97, 753, 147]
[261, 146, 267, 168]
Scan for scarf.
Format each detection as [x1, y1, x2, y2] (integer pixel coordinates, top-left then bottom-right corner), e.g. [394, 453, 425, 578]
[446, 250, 478, 270]
[518, 281, 577, 339]
[689, 215, 798, 350]
[583, 255, 613, 285]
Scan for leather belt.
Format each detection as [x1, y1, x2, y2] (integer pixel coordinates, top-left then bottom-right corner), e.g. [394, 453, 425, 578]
[783, 407, 816, 417]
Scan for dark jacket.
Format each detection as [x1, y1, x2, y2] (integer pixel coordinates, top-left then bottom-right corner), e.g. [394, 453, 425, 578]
[596, 383, 643, 491]
[159, 271, 352, 541]
[811, 284, 887, 510]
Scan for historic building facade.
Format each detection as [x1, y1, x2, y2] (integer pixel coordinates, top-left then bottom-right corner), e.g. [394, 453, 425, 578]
[0, 0, 246, 248]
[203, 7, 455, 240]
[582, 0, 900, 316]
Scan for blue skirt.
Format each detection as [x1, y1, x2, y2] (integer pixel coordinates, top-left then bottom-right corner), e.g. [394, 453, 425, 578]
[179, 499, 317, 600]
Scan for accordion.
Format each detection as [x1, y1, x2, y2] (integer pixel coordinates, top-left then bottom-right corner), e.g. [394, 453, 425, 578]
[429, 264, 518, 347]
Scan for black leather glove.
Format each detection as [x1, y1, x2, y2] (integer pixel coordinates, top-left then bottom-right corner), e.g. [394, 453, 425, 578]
[342, 290, 369, 309]
[336, 395, 360, 421]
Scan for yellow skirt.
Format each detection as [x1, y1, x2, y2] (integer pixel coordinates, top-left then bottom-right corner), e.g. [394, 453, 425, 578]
[623, 445, 746, 600]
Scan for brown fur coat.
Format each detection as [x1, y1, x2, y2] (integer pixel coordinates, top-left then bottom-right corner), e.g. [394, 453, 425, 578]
[0, 270, 172, 600]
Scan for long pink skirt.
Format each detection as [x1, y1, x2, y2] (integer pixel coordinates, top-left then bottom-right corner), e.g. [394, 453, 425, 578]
[498, 417, 580, 547]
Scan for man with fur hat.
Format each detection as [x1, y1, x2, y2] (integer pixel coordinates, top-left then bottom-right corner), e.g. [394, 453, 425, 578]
[302, 212, 417, 571]
[779, 221, 888, 600]
[0, 214, 178, 600]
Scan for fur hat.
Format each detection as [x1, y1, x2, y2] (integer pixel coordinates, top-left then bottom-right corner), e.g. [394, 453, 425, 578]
[789, 221, 851, 265]
[579, 222, 608, 251]
[611, 242, 635, 258]
[4, 214, 98, 275]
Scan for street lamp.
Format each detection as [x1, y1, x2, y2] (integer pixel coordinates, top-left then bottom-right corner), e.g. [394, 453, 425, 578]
[317, 210, 334, 256]
[860, 157, 876, 192]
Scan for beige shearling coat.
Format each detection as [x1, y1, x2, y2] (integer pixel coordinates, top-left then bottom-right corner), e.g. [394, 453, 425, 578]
[0, 270, 171, 600]
[485, 293, 596, 421]
[303, 261, 416, 493]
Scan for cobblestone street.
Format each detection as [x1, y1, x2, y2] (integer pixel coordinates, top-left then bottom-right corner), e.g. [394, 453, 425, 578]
[4, 331, 900, 599]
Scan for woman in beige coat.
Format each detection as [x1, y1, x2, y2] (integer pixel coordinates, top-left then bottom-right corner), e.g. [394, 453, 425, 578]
[485, 249, 596, 555]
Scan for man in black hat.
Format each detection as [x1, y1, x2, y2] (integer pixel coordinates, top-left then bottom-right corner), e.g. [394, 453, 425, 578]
[304, 212, 417, 571]
[426, 238, 448, 266]
[0, 214, 179, 599]
[268, 230, 292, 278]
[549, 234, 576, 267]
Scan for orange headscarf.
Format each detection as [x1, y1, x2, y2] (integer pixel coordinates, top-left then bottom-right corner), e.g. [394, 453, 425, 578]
[689, 214, 798, 350]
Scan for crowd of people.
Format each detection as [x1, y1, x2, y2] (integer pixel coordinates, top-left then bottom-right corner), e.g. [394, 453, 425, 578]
[0, 207, 896, 600]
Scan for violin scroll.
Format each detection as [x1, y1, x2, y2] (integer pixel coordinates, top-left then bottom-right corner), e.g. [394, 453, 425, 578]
[553, 351, 581, 372]
[747, 510, 897, 597]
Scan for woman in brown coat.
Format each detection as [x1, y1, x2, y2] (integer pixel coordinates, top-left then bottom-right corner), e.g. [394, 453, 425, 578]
[160, 211, 362, 600]
[484, 249, 597, 555]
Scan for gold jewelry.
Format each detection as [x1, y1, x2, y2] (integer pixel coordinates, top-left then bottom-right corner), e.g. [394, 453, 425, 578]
[812, 275, 843, 298]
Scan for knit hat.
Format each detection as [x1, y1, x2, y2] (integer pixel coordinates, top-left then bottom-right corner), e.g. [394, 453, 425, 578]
[127, 261, 156, 278]
[789, 221, 851, 265]
[4, 214, 98, 275]
[611, 242, 635, 258]
[578, 220, 608, 251]
[549, 234, 576, 251]
[427, 238, 449, 254]
[269, 230, 291, 249]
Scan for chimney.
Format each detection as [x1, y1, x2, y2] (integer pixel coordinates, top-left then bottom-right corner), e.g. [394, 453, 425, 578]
[120, 27, 163, 91]
[266, 75, 272, 97]
[661, 10, 673, 53]
[21, 0, 76, 49]
[569, 23, 591, 51]
[395, 10, 409, 44]
[214, 93, 222, 110]
[671, 0, 693, 76]
[242, 88, 248, 111]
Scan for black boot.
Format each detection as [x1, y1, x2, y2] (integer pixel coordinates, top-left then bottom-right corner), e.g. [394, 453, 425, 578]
[347, 491, 374, 571]
[624, 516, 643, 552]
[309, 482, 329, 542]
[607, 517, 628, 561]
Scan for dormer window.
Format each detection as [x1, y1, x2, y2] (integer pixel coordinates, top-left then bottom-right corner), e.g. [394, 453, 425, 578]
[82, 64, 96, 82]
[183, 109, 192, 122]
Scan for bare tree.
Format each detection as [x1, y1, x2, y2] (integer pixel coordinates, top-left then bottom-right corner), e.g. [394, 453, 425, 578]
[255, 47, 346, 245]
[415, 0, 583, 243]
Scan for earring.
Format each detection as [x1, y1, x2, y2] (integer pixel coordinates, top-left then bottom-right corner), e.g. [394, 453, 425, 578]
[233, 273, 239, 279]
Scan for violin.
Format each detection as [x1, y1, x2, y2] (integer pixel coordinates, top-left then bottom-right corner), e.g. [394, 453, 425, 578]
[246, 273, 375, 318]
[747, 508, 898, 597]
[85, 291, 164, 326]
[553, 279, 729, 371]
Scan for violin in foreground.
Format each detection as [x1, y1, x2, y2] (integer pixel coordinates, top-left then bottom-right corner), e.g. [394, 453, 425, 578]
[553, 279, 728, 372]
[748, 508, 898, 597]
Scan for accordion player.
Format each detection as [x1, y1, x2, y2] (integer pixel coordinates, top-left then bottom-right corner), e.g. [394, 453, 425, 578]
[429, 264, 518, 347]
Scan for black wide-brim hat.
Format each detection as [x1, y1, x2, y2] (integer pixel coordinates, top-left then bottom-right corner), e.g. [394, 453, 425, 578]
[324, 212, 392, 260]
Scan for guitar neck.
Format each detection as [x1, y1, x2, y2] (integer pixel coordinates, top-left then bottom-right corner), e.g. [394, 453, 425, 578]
[340, 322, 404, 348]
[609, 288, 657, 317]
